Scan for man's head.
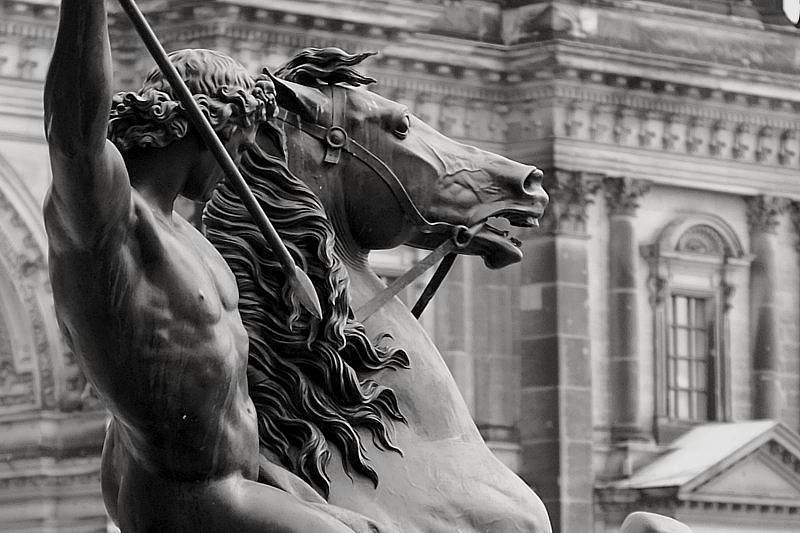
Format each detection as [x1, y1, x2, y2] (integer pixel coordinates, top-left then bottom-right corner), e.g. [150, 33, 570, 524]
[108, 48, 273, 153]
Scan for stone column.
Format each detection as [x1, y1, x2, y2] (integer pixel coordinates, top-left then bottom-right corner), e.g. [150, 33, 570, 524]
[604, 177, 650, 442]
[747, 195, 784, 419]
[519, 169, 600, 533]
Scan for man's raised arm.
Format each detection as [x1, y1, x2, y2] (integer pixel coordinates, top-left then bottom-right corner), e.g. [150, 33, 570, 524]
[44, 0, 131, 252]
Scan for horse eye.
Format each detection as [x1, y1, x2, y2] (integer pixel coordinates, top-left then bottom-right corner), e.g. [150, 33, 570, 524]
[393, 113, 411, 139]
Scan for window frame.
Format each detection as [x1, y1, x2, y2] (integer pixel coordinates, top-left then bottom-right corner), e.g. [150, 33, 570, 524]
[642, 215, 750, 443]
[665, 291, 717, 423]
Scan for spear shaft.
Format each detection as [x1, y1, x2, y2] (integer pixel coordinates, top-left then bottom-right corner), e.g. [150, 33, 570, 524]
[116, 0, 322, 319]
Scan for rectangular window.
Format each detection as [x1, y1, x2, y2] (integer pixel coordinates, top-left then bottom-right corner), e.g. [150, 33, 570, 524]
[667, 295, 715, 421]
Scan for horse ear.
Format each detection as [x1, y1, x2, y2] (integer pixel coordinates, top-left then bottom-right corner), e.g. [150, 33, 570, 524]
[264, 69, 317, 122]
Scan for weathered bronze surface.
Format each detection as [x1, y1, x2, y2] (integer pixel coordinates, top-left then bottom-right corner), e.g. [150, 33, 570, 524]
[44, 1, 691, 530]
[205, 47, 691, 533]
[44, 2, 371, 532]
[205, 48, 553, 532]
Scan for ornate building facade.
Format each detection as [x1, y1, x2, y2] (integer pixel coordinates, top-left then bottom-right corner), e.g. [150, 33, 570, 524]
[0, 0, 799, 531]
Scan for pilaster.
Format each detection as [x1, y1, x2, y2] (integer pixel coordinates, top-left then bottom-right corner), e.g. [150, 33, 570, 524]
[747, 195, 787, 420]
[519, 169, 599, 533]
[604, 177, 651, 442]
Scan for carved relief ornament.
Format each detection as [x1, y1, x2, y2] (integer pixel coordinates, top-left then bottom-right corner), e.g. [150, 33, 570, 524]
[540, 169, 602, 235]
[746, 195, 787, 235]
[603, 177, 651, 216]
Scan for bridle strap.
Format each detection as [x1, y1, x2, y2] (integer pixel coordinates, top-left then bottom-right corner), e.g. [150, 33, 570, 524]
[410, 253, 457, 318]
[354, 221, 484, 321]
[273, 85, 475, 320]
[275, 106, 454, 238]
[355, 238, 457, 321]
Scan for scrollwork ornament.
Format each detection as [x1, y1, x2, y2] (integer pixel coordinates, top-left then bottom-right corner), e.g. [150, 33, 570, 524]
[722, 280, 735, 313]
[661, 113, 681, 151]
[651, 275, 668, 307]
[685, 117, 705, 154]
[732, 123, 751, 160]
[779, 130, 797, 166]
[710, 120, 728, 156]
[564, 100, 584, 138]
[637, 110, 657, 148]
[612, 107, 632, 144]
[755, 126, 775, 163]
[589, 104, 609, 141]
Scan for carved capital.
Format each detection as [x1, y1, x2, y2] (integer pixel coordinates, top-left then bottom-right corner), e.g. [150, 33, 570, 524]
[540, 170, 602, 235]
[788, 202, 800, 252]
[746, 195, 787, 235]
[603, 177, 650, 216]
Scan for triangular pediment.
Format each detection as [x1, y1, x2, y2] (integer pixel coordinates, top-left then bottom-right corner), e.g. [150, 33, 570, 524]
[677, 424, 800, 507]
[688, 444, 800, 504]
[610, 421, 800, 510]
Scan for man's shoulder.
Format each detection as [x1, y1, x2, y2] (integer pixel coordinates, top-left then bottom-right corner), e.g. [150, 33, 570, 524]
[44, 183, 136, 257]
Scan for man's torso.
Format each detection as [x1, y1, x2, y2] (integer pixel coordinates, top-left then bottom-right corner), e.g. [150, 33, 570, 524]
[46, 189, 257, 479]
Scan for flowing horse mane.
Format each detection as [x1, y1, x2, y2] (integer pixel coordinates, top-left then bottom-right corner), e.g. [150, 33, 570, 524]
[204, 48, 408, 496]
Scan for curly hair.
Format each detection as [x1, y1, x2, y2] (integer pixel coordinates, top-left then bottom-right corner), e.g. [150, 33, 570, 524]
[108, 49, 275, 151]
[205, 141, 408, 496]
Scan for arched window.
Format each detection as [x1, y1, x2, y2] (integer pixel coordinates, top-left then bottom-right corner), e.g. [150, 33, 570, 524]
[642, 215, 751, 441]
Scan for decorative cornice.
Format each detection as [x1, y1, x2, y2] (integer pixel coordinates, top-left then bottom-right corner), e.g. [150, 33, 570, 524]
[506, 78, 800, 167]
[540, 169, 602, 235]
[746, 195, 787, 235]
[603, 177, 651, 216]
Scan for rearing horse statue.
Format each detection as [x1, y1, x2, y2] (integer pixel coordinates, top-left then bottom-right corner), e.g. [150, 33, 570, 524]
[205, 48, 551, 533]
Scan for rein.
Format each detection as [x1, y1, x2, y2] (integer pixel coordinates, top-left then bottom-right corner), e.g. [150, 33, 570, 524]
[274, 85, 479, 320]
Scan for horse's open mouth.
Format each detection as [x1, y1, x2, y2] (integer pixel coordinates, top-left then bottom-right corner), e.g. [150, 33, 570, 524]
[468, 207, 543, 269]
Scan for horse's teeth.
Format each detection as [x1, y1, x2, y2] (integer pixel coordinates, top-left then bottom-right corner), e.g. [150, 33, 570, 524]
[527, 217, 539, 227]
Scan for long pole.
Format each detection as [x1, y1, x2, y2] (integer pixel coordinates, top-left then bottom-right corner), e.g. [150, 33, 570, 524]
[116, 0, 322, 319]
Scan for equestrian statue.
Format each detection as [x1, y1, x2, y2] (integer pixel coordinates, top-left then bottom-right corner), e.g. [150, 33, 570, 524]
[43, 0, 691, 531]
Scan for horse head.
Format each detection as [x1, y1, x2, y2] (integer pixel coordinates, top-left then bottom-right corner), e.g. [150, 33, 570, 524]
[262, 48, 548, 269]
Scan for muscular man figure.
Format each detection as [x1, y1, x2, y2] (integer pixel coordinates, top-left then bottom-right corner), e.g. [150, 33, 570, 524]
[43, 2, 356, 531]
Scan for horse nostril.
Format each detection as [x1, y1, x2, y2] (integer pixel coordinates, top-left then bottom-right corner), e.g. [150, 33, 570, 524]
[522, 168, 544, 196]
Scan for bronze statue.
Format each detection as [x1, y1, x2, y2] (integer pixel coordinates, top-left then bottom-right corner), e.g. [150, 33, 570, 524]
[44, 1, 691, 530]
[43, 2, 378, 532]
[206, 48, 692, 533]
[205, 48, 553, 532]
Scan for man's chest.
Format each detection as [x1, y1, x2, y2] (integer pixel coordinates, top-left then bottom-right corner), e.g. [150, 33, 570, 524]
[132, 210, 240, 322]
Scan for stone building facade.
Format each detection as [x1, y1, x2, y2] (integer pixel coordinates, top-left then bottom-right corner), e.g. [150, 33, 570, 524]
[0, 0, 799, 531]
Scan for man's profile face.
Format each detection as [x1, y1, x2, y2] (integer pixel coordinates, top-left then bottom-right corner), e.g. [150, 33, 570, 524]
[183, 126, 257, 203]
